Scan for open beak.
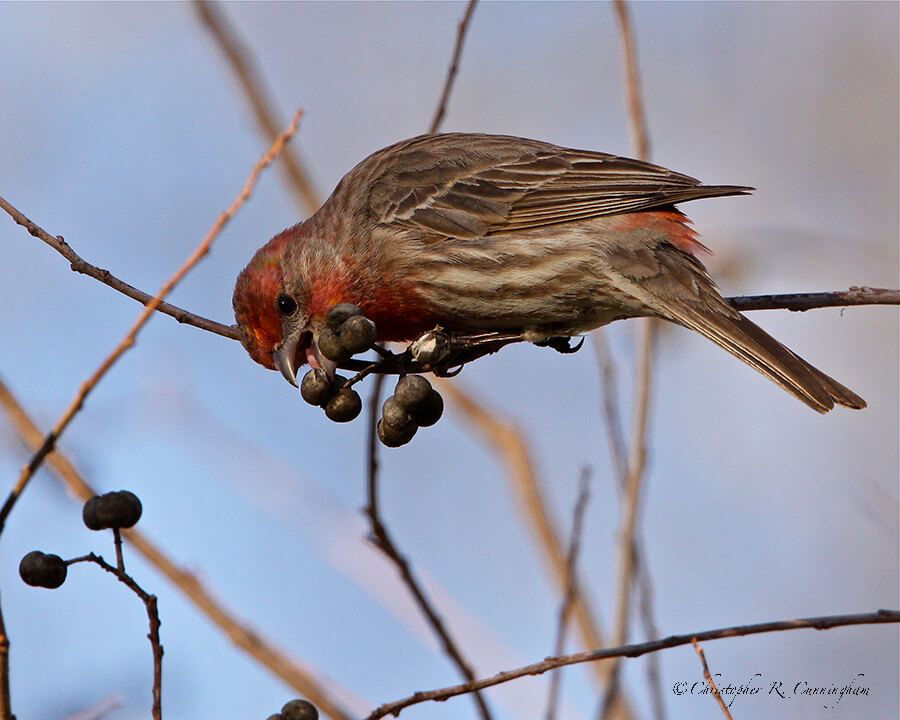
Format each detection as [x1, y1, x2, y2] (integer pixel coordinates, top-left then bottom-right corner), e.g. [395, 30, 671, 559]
[273, 330, 337, 386]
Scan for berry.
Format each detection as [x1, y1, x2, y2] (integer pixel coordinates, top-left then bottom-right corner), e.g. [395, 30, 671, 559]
[83, 490, 143, 530]
[413, 389, 444, 427]
[377, 418, 417, 447]
[339, 314, 376, 354]
[381, 396, 415, 432]
[325, 303, 362, 331]
[393, 375, 432, 413]
[19, 550, 67, 589]
[300, 369, 332, 406]
[317, 327, 351, 362]
[281, 699, 318, 720]
[324, 387, 362, 423]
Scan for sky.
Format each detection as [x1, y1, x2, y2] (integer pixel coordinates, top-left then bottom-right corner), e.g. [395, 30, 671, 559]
[0, 2, 897, 720]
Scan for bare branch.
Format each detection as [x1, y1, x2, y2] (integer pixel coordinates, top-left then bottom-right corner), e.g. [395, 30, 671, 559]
[0, 373, 357, 720]
[439, 381, 637, 720]
[729, 287, 900, 312]
[691, 638, 734, 720]
[68, 552, 163, 719]
[603, 3, 656, 714]
[429, 0, 479, 133]
[194, 0, 321, 215]
[545, 468, 591, 720]
[365, 609, 900, 719]
[0, 110, 301, 537]
[364, 375, 493, 720]
[0, 196, 241, 342]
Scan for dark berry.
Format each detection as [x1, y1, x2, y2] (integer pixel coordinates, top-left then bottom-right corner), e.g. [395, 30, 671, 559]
[300, 369, 332, 406]
[381, 396, 415, 432]
[377, 418, 417, 447]
[281, 699, 318, 720]
[394, 375, 432, 413]
[19, 551, 67, 589]
[83, 490, 143, 530]
[324, 387, 362, 423]
[413, 389, 444, 427]
[325, 303, 362, 331]
[317, 328, 351, 362]
[339, 315, 377, 354]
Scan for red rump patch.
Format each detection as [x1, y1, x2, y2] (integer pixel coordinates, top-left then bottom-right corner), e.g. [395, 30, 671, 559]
[614, 209, 712, 256]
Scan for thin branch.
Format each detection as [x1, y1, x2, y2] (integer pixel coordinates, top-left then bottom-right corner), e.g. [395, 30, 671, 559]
[0, 195, 241, 342]
[0, 373, 356, 720]
[364, 376, 493, 720]
[0, 110, 301, 538]
[613, 0, 649, 161]
[601, 318, 655, 717]
[68, 552, 163, 720]
[592, 331, 665, 720]
[0, 595, 10, 720]
[365, 609, 900, 719]
[439, 381, 636, 720]
[691, 638, 734, 720]
[429, 0, 479, 133]
[728, 286, 900, 312]
[602, 3, 657, 715]
[194, 0, 320, 215]
[545, 468, 591, 720]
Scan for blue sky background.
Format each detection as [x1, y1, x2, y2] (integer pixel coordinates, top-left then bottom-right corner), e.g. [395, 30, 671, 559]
[1, 2, 897, 719]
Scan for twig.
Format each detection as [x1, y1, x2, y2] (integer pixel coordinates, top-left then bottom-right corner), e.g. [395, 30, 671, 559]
[0, 111, 301, 538]
[0, 196, 241, 342]
[429, 0, 479, 133]
[0, 597, 10, 720]
[602, 3, 657, 715]
[592, 332, 665, 720]
[194, 0, 320, 215]
[364, 376, 493, 720]
[613, 0, 649, 161]
[601, 318, 655, 717]
[364, 609, 900, 719]
[691, 638, 734, 720]
[0, 373, 356, 720]
[545, 468, 591, 720]
[68, 552, 163, 720]
[728, 287, 900, 312]
[439, 381, 636, 720]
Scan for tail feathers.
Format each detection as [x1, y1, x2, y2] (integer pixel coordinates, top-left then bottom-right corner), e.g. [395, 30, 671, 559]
[671, 305, 866, 413]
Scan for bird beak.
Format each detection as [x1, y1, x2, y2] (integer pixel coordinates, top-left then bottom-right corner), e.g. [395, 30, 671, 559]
[273, 329, 337, 387]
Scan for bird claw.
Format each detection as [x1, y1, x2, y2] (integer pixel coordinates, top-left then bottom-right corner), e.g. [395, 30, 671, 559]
[534, 335, 585, 354]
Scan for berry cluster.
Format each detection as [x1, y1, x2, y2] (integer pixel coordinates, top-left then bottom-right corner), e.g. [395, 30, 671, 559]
[300, 369, 362, 422]
[266, 699, 318, 720]
[317, 303, 377, 363]
[378, 375, 443, 447]
[83, 490, 143, 530]
[19, 550, 67, 589]
[19, 489, 144, 590]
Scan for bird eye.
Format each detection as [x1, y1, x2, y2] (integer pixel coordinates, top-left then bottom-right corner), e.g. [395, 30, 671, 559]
[276, 293, 298, 316]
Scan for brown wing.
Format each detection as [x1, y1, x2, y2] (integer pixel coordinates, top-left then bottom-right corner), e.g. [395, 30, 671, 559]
[365, 133, 752, 239]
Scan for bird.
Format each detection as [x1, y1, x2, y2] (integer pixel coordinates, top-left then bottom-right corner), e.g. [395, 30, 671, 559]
[233, 132, 865, 413]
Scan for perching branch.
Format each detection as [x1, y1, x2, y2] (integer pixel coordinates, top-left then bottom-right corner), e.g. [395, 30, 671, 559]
[364, 609, 900, 719]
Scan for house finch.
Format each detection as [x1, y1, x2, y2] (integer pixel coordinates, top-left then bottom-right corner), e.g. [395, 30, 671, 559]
[233, 133, 865, 413]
